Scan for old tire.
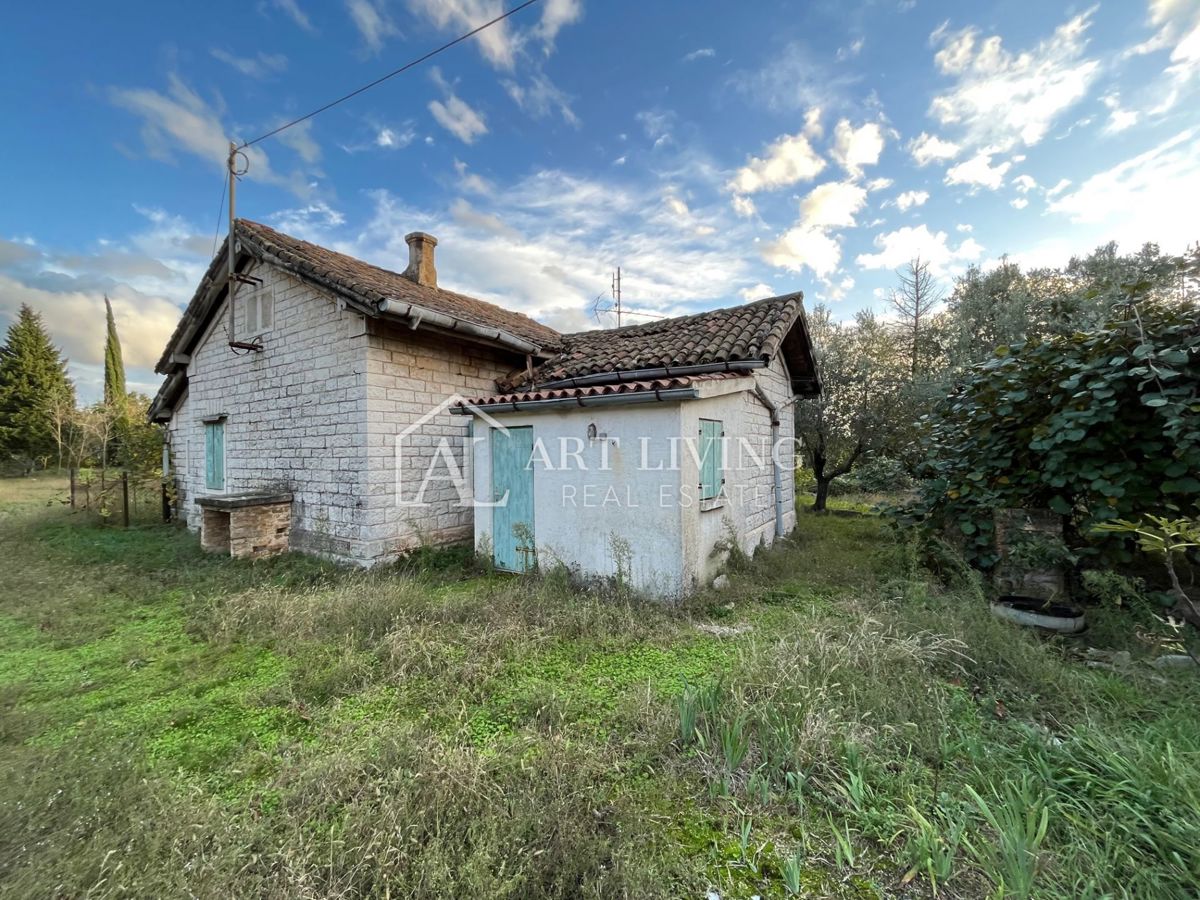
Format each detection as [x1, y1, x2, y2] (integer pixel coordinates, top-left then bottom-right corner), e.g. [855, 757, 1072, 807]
[990, 595, 1086, 634]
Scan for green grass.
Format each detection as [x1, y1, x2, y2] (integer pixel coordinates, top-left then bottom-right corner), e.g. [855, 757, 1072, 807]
[1, 478, 1198, 898]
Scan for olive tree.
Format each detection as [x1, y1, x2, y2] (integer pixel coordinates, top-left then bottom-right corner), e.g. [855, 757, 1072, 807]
[794, 306, 905, 510]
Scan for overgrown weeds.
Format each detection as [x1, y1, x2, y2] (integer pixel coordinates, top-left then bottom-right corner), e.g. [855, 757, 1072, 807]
[2, 477, 1199, 898]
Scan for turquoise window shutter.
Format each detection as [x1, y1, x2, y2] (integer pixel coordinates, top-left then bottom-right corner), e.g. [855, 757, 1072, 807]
[205, 421, 225, 490]
[699, 419, 722, 500]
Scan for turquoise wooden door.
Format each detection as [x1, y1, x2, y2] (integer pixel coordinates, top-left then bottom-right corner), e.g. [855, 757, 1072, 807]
[491, 426, 535, 572]
[205, 421, 225, 491]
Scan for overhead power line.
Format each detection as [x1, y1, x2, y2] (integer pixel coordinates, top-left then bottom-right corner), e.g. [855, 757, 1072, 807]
[238, 0, 542, 150]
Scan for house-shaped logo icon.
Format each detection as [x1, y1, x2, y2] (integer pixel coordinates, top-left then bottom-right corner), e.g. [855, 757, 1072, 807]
[394, 393, 511, 508]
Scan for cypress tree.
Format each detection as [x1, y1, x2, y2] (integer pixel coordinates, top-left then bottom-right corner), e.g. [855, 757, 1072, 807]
[0, 305, 75, 468]
[103, 295, 126, 405]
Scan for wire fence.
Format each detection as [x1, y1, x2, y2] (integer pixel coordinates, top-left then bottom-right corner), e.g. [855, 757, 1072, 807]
[68, 469, 170, 527]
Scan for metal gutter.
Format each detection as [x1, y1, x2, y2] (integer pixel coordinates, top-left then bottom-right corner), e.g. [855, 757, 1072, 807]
[377, 298, 542, 355]
[532, 360, 766, 391]
[449, 386, 701, 416]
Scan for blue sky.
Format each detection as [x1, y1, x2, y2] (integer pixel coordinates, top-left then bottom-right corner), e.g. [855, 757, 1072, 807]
[1, 0, 1198, 401]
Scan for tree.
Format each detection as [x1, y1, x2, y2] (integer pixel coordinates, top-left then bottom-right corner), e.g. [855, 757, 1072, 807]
[909, 289, 1200, 568]
[0, 305, 75, 470]
[890, 256, 943, 381]
[795, 306, 904, 511]
[103, 295, 126, 405]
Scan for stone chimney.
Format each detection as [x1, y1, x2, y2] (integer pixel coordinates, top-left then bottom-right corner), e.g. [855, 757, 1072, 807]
[402, 232, 438, 287]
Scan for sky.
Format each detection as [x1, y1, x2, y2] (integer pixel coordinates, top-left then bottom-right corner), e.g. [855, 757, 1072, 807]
[1, 0, 1198, 402]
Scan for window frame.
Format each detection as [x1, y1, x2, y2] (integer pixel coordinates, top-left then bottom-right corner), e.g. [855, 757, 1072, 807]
[698, 418, 725, 502]
[244, 286, 274, 336]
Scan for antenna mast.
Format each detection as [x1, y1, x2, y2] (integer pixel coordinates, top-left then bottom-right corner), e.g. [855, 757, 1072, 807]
[611, 266, 622, 327]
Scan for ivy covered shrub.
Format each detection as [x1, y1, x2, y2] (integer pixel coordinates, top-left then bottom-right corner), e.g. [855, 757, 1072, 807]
[904, 298, 1200, 568]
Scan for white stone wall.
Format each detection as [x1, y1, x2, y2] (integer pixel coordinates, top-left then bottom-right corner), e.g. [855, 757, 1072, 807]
[359, 323, 525, 562]
[166, 262, 374, 559]
[679, 356, 797, 588]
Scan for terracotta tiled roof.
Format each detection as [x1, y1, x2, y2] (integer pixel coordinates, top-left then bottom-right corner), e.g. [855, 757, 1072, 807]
[237, 220, 562, 350]
[499, 292, 818, 394]
[454, 372, 750, 410]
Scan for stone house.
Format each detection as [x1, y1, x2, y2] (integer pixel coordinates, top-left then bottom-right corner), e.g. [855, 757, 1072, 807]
[151, 220, 820, 593]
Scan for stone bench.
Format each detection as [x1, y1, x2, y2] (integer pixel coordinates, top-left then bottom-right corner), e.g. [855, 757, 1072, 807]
[197, 492, 293, 559]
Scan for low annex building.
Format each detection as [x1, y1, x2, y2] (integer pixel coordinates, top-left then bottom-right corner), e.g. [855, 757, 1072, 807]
[150, 220, 820, 594]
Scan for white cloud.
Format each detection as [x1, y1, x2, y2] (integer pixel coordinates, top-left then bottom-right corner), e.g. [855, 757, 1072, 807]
[429, 94, 488, 144]
[893, 189, 930, 211]
[503, 72, 578, 126]
[866, 177, 893, 192]
[636, 109, 674, 149]
[346, 0, 398, 54]
[1046, 178, 1071, 197]
[763, 226, 843, 278]
[683, 47, 715, 62]
[803, 107, 823, 140]
[407, 0, 581, 70]
[798, 181, 868, 229]
[739, 282, 775, 301]
[377, 126, 416, 149]
[209, 48, 288, 78]
[0, 208, 215, 401]
[1011, 174, 1038, 194]
[727, 132, 825, 194]
[729, 43, 860, 113]
[945, 152, 1012, 190]
[453, 159, 493, 194]
[1129, 0, 1200, 113]
[108, 74, 309, 195]
[955, 223, 973, 232]
[826, 274, 856, 302]
[928, 10, 1101, 152]
[1045, 127, 1200, 252]
[731, 195, 757, 217]
[830, 120, 884, 177]
[1101, 92, 1140, 133]
[836, 37, 865, 61]
[908, 131, 961, 166]
[856, 224, 983, 275]
[1010, 197, 1029, 209]
[272, 0, 315, 32]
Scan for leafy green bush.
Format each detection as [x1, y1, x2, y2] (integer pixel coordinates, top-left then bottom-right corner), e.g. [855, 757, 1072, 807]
[904, 296, 1200, 567]
[842, 457, 914, 494]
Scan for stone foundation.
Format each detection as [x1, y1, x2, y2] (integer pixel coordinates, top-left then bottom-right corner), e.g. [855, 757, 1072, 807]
[197, 493, 292, 559]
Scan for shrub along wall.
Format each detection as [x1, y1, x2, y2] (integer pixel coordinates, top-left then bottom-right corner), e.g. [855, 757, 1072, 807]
[906, 299, 1200, 568]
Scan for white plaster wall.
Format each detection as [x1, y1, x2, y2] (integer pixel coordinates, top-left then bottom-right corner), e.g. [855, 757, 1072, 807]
[470, 403, 687, 597]
[679, 357, 797, 588]
[166, 262, 374, 559]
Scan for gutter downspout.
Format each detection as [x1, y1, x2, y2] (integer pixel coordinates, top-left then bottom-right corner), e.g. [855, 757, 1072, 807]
[752, 383, 787, 539]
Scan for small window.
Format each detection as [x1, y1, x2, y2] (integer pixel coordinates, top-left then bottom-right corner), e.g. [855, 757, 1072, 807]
[205, 420, 225, 491]
[698, 418, 724, 501]
[244, 287, 274, 335]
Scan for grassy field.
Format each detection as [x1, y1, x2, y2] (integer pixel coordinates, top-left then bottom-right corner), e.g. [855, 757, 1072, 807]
[1, 475, 1198, 899]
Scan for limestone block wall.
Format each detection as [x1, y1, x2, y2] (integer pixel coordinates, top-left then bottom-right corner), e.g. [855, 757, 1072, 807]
[360, 323, 525, 562]
[229, 501, 292, 558]
[166, 262, 373, 560]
